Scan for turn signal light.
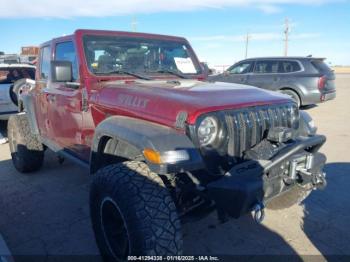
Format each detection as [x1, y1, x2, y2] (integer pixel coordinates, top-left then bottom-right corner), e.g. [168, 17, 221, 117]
[143, 149, 162, 164]
[143, 149, 190, 164]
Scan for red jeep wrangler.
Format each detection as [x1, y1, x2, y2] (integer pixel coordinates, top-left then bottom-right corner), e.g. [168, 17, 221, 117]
[8, 30, 327, 260]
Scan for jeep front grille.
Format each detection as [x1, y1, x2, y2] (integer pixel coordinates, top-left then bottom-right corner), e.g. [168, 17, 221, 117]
[224, 104, 296, 158]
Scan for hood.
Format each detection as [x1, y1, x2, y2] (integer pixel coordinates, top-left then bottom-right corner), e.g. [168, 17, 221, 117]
[95, 79, 291, 127]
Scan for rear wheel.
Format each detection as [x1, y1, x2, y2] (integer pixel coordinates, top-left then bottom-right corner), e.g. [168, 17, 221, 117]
[8, 114, 44, 173]
[90, 161, 183, 261]
[281, 89, 301, 107]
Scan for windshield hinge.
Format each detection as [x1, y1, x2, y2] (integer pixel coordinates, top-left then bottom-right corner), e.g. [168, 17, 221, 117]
[82, 88, 89, 112]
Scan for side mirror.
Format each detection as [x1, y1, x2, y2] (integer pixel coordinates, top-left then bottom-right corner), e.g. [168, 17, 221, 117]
[51, 60, 73, 82]
[223, 70, 230, 76]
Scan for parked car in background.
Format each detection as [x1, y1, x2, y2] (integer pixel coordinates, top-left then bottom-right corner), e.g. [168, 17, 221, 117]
[209, 57, 336, 107]
[0, 64, 35, 120]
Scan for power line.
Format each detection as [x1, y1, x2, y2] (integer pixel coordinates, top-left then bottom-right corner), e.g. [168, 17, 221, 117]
[245, 32, 251, 59]
[131, 16, 138, 32]
[284, 18, 290, 56]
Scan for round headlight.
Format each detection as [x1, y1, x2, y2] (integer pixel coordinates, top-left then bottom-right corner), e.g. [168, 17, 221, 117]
[197, 116, 218, 146]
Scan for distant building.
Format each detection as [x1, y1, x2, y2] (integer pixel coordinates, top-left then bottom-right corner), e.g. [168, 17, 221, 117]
[20, 46, 39, 64]
[21, 46, 39, 56]
[0, 46, 39, 65]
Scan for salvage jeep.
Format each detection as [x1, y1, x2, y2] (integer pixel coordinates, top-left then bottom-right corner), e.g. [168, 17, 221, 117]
[8, 30, 327, 260]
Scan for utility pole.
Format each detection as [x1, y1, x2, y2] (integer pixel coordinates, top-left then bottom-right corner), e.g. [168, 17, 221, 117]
[131, 16, 138, 32]
[245, 32, 251, 59]
[283, 18, 289, 56]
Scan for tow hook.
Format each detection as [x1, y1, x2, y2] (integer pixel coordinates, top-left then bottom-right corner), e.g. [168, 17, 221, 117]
[251, 203, 265, 224]
[313, 172, 327, 190]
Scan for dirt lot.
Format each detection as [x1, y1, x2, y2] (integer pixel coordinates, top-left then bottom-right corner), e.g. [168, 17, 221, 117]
[332, 66, 350, 74]
[0, 75, 349, 260]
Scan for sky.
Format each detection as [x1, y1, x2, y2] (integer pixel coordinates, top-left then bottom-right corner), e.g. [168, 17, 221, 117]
[0, 0, 349, 66]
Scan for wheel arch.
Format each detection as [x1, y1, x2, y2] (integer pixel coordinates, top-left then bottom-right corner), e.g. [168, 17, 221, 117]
[90, 116, 204, 175]
[12, 78, 32, 109]
[279, 86, 303, 106]
[90, 134, 143, 175]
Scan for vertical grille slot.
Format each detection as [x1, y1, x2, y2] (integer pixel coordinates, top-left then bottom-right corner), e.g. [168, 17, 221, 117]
[225, 113, 241, 157]
[238, 113, 246, 156]
[250, 111, 258, 146]
[281, 106, 288, 127]
[243, 112, 252, 152]
[225, 114, 234, 157]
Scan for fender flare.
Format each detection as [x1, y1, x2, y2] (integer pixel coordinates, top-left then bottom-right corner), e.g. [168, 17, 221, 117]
[90, 116, 204, 174]
[21, 93, 40, 135]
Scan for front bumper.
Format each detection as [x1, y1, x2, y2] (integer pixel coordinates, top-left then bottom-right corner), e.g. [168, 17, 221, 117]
[206, 135, 327, 218]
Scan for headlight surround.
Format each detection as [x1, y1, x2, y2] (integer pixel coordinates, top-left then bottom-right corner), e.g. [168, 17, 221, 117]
[299, 111, 317, 136]
[197, 116, 219, 146]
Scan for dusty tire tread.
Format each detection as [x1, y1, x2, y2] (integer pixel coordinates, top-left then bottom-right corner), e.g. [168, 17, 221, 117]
[90, 161, 182, 258]
[8, 114, 44, 173]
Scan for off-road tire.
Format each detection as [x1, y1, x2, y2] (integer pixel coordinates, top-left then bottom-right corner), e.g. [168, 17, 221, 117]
[8, 114, 44, 173]
[266, 184, 312, 210]
[281, 89, 301, 108]
[90, 161, 183, 261]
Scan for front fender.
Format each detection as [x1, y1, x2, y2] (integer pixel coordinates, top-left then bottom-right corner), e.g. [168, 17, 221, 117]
[91, 116, 204, 174]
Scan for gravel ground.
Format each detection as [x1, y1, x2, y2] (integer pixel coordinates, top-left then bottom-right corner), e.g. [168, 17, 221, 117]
[0, 75, 349, 260]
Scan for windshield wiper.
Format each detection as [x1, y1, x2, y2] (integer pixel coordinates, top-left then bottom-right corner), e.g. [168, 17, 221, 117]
[101, 70, 151, 80]
[154, 69, 190, 79]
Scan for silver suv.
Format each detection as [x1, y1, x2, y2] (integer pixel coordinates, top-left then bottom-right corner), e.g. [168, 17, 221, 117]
[210, 57, 336, 107]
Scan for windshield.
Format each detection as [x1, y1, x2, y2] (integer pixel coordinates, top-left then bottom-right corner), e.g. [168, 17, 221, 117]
[83, 35, 201, 76]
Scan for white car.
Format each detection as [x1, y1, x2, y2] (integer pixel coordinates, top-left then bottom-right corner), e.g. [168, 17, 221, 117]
[0, 64, 35, 120]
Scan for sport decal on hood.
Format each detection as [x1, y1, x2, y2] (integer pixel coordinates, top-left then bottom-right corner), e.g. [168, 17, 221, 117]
[117, 94, 150, 109]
